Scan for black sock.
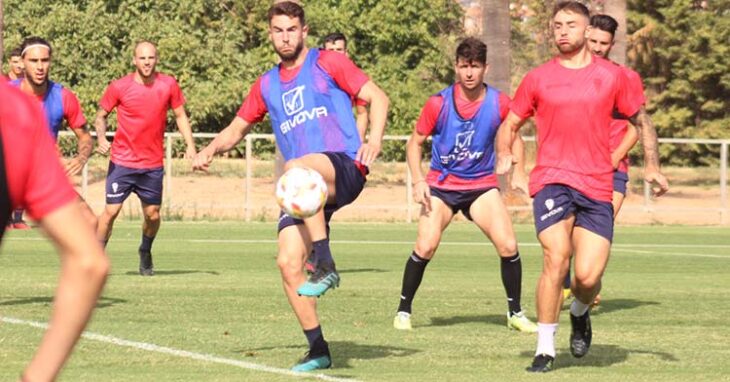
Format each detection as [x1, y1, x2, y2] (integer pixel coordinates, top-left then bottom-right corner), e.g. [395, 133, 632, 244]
[312, 238, 333, 266]
[563, 268, 572, 289]
[139, 235, 155, 253]
[13, 209, 23, 223]
[397, 251, 430, 314]
[500, 252, 522, 315]
[303, 326, 329, 356]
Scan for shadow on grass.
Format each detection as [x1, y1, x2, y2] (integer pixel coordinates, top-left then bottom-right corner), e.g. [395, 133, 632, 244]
[237, 340, 419, 372]
[520, 344, 677, 369]
[591, 298, 660, 316]
[121, 270, 220, 276]
[426, 314, 505, 328]
[0, 295, 127, 309]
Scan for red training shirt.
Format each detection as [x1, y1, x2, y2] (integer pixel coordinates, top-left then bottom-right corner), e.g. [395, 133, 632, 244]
[610, 66, 646, 173]
[0, 82, 77, 220]
[99, 73, 185, 169]
[510, 56, 643, 202]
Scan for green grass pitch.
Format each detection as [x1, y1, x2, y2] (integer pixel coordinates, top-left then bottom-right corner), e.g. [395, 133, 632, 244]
[1, 221, 728, 381]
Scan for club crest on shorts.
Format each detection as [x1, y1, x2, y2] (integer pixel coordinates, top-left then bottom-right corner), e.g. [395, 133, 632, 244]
[282, 85, 305, 116]
[545, 198, 554, 211]
[112, 182, 119, 193]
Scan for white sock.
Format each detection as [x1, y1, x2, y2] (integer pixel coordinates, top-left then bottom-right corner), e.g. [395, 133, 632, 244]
[570, 299, 590, 317]
[535, 323, 558, 357]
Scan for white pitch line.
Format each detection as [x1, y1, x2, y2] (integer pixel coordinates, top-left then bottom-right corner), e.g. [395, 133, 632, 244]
[0, 316, 360, 382]
[611, 248, 730, 259]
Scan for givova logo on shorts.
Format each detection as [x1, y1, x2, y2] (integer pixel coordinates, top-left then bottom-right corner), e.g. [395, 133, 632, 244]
[279, 85, 328, 134]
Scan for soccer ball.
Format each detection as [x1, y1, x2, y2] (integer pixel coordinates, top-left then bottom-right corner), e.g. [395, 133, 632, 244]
[276, 167, 328, 219]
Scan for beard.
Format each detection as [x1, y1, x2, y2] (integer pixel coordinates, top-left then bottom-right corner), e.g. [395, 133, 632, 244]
[276, 40, 304, 62]
[557, 40, 584, 55]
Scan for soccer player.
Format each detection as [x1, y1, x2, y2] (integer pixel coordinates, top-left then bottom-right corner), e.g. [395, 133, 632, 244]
[392, 37, 536, 333]
[192, 1, 388, 371]
[7, 47, 25, 80]
[95, 41, 197, 276]
[562, 14, 645, 304]
[1, 81, 109, 382]
[495, 1, 668, 372]
[9, 37, 95, 230]
[322, 32, 369, 141]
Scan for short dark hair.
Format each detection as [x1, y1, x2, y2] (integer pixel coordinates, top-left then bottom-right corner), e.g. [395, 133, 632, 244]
[20, 36, 52, 58]
[552, 1, 590, 19]
[323, 32, 347, 48]
[456, 37, 487, 64]
[268, 1, 305, 26]
[590, 14, 619, 37]
[9, 47, 22, 58]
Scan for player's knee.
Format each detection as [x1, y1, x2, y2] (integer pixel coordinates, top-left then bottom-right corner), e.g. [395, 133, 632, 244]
[276, 253, 303, 278]
[144, 210, 161, 223]
[574, 272, 600, 290]
[496, 239, 518, 258]
[413, 242, 437, 259]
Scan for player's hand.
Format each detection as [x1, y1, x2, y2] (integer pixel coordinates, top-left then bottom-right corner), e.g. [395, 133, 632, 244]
[412, 180, 432, 213]
[96, 138, 110, 155]
[356, 142, 381, 167]
[496, 152, 516, 175]
[184, 145, 197, 160]
[64, 156, 87, 177]
[192, 150, 213, 172]
[510, 169, 529, 195]
[644, 168, 669, 197]
[610, 151, 622, 170]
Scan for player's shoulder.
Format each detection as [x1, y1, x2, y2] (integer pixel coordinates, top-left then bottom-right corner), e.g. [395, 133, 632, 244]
[593, 56, 625, 74]
[156, 72, 179, 83]
[107, 73, 135, 90]
[0, 83, 44, 134]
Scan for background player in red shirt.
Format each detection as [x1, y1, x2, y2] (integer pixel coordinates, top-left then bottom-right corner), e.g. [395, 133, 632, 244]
[392, 37, 537, 333]
[10, 37, 95, 230]
[495, 1, 668, 372]
[193, 1, 389, 372]
[95, 41, 197, 276]
[6, 47, 25, 81]
[0, 82, 109, 382]
[322, 32, 369, 140]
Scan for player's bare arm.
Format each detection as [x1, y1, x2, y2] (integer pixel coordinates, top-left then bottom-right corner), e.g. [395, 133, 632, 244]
[355, 104, 368, 141]
[405, 129, 431, 212]
[172, 105, 197, 159]
[354, 80, 389, 166]
[629, 106, 669, 196]
[94, 108, 111, 155]
[611, 124, 639, 169]
[510, 134, 529, 194]
[495, 111, 526, 175]
[65, 125, 93, 176]
[20, 202, 109, 382]
[192, 116, 252, 172]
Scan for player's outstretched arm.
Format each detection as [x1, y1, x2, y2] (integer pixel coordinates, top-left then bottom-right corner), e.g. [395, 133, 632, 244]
[94, 109, 111, 155]
[20, 203, 109, 382]
[495, 111, 526, 175]
[355, 104, 369, 142]
[629, 107, 669, 196]
[406, 129, 432, 212]
[65, 126, 93, 176]
[172, 105, 197, 159]
[354, 81, 389, 166]
[611, 124, 639, 169]
[192, 116, 252, 172]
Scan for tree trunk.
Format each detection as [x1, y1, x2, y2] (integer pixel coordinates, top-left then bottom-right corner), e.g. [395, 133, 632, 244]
[0, 0, 4, 62]
[481, 0, 511, 93]
[603, 0, 627, 65]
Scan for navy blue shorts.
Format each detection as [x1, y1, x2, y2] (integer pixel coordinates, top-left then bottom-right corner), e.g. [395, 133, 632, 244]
[533, 184, 614, 242]
[613, 170, 629, 195]
[105, 162, 164, 205]
[430, 187, 497, 221]
[278, 152, 368, 232]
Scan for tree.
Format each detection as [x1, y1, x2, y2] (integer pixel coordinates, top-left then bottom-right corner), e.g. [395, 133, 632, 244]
[482, 0, 511, 93]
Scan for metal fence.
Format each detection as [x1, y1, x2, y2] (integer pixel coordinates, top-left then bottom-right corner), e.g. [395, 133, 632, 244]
[65, 132, 730, 225]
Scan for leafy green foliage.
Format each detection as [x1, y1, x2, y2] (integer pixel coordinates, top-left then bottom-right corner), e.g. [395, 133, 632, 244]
[3, 0, 463, 160]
